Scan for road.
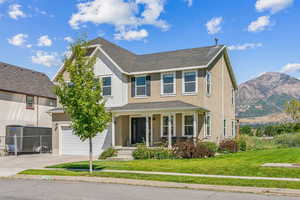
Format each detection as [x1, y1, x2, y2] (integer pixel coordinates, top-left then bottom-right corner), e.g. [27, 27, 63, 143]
[0, 179, 298, 200]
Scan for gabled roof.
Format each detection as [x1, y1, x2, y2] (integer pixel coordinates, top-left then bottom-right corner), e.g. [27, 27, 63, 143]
[0, 62, 56, 99]
[89, 37, 225, 73]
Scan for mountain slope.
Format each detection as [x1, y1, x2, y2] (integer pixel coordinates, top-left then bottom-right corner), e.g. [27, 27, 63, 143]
[236, 72, 300, 118]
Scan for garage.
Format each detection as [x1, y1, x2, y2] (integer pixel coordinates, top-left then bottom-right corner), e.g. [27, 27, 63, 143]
[60, 126, 108, 156]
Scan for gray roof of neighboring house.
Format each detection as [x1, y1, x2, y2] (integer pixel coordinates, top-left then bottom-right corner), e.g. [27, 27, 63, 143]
[0, 62, 56, 99]
[89, 38, 225, 73]
[109, 101, 209, 113]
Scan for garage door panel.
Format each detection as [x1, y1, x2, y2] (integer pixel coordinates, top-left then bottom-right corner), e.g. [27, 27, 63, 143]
[61, 126, 108, 156]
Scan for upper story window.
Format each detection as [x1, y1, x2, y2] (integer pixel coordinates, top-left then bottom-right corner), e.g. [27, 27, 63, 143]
[183, 114, 194, 136]
[26, 95, 34, 109]
[102, 76, 112, 96]
[206, 71, 212, 96]
[132, 76, 151, 97]
[136, 76, 147, 96]
[161, 72, 176, 95]
[183, 71, 197, 94]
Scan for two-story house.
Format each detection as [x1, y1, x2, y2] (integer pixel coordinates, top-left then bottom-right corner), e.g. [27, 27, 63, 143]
[50, 38, 237, 156]
[0, 62, 57, 153]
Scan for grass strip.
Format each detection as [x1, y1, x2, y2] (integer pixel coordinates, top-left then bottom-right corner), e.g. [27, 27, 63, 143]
[20, 169, 300, 190]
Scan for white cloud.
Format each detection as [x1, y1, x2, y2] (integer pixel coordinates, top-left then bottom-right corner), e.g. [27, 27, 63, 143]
[31, 51, 61, 67]
[69, 0, 169, 40]
[228, 43, 263, 51]
[206, 17, 223, 35]
[37, 35, 52, 47]
[248, 16, 271, 32]
[114, 29, 148, 40]
[280, 63, 300, 73]
[8, 4, 26, 20]
[64, 36, 74, 43]
[184, 0, 193, 7]
[8, 34, 28, 46]
[256, 0, 293, 13]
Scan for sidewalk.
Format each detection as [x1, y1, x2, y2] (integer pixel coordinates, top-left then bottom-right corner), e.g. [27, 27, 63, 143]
[12, 174, 300, 197]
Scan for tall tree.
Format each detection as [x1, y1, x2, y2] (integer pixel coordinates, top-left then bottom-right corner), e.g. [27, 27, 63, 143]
[285, 99, 300, 123]
[55, 39, 111, 173]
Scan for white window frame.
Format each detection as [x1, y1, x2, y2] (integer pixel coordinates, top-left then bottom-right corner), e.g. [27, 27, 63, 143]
[135, 75, 147, 97]
[206, 71, 212, 96]
[182, 113, 194, 137]
[224, 119, 227, 137]
[205, 112, 212, 137]
[232, 120, 236, 137]
[182, 70, 198, 95]
[160, 114, 176, 137]
[161, 72, 176, 96]
[102, 76, 112, 96]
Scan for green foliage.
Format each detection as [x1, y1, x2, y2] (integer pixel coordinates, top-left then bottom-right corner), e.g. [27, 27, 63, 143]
[285, 99, 300, 122]
[240, 125, 253, 136]
[99, 148, 117, 160]
[55, 39, 111, 141]
[236, 136, 247, 151]
[173, 141, 218, 158]
[132, 145, 175, 160]
[239, 135, 280, 151]
[274, 133, 300, 148]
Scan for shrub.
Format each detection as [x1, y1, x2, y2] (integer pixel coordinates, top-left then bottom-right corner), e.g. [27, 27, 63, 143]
[274, 133, 300, 148]
[219, 139, 239, 153]
[99, 148, 117, 160]
[236, 136, 247, 151]
[240, 125, 253, 136]
[172, 141, 218, 158]
[239, 135, 279, 151]
[132, 145, 175, 160]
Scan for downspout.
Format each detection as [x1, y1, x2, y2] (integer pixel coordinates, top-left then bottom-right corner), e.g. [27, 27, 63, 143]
[37, 96, 39, 127]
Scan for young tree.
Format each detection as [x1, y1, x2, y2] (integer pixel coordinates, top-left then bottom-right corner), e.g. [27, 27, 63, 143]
[285, 99, 300, 123]
[55, 39, 111, 173]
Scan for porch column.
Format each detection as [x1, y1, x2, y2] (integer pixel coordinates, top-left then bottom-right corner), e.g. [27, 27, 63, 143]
[146, 114, 150, 147]
[193, 112, 198, 144]
[150, 115, 153, 146]
[112, 116, 116, 147]
[168, 113, 172, 149]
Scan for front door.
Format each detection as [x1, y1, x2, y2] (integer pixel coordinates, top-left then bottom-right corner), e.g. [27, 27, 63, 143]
[131, 117, 146, 144]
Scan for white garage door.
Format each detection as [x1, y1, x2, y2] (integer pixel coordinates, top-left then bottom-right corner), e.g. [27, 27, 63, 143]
[60, 126, 107, 156]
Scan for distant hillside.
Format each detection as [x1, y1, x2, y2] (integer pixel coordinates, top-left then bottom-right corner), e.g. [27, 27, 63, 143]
[236, 72, 300, 120]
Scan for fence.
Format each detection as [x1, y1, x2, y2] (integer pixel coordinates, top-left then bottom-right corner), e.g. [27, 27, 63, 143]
[0, 135, 52, 156]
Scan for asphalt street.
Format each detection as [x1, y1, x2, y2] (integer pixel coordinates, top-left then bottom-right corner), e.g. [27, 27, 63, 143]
[0, 179, 299, 200]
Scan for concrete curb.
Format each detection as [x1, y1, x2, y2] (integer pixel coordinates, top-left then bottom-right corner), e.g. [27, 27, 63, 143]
[10, 174, 300, 197]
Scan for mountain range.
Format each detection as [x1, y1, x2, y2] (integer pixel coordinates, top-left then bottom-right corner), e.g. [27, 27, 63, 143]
[236, 72, 300, 123]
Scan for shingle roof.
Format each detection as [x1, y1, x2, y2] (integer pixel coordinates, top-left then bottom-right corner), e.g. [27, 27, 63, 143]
[89, 38, 224, 73]
[109, 101, 209, 113]
[0, 62, 56, 99]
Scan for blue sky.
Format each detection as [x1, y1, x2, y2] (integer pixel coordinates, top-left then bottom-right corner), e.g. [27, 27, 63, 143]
[0, 0, 299, 83]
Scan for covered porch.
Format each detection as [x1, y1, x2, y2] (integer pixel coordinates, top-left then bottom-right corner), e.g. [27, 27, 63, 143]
[110, 101, 209, 149]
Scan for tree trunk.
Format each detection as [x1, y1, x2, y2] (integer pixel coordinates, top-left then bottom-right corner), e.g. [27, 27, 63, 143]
[89, 137, 93, 174]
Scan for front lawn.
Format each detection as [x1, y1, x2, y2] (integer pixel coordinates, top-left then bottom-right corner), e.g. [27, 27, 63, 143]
[20, 169, 300, 190]
[49, 148, 300, 178]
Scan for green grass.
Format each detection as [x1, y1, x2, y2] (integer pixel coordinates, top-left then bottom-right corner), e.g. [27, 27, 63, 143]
[49, 148, 300, 178]
[20, 169, 300, 190]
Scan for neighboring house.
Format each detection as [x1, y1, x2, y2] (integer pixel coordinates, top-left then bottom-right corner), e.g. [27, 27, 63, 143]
[50, 37, 237, 156]
[0, 62, 56, 152]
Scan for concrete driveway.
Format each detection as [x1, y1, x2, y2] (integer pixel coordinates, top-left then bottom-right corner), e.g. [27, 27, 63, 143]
[0, 154, 87, 177]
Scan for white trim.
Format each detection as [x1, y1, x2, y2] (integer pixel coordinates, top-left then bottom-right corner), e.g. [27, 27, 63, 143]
[150, 115, 153, 146]
[160, 72, 176, 96]
[97, 47, 127, 74]
[146, 114, 149, 147]
[182, 113, 195, 137]
[206, 71, 212, 97]
[205, 112, 212, 137]
[182, 70, 198, 95]
[112, 116, 115, 147]
[160, 114, 176, 137]
[232, 120, 235, 137]
[130, 65, 206, 75]
[135, 75, 147, 97]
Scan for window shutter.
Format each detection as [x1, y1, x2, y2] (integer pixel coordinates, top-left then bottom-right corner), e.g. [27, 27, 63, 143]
[146, 75, 151, 96]
[131, 77, 135, 97]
